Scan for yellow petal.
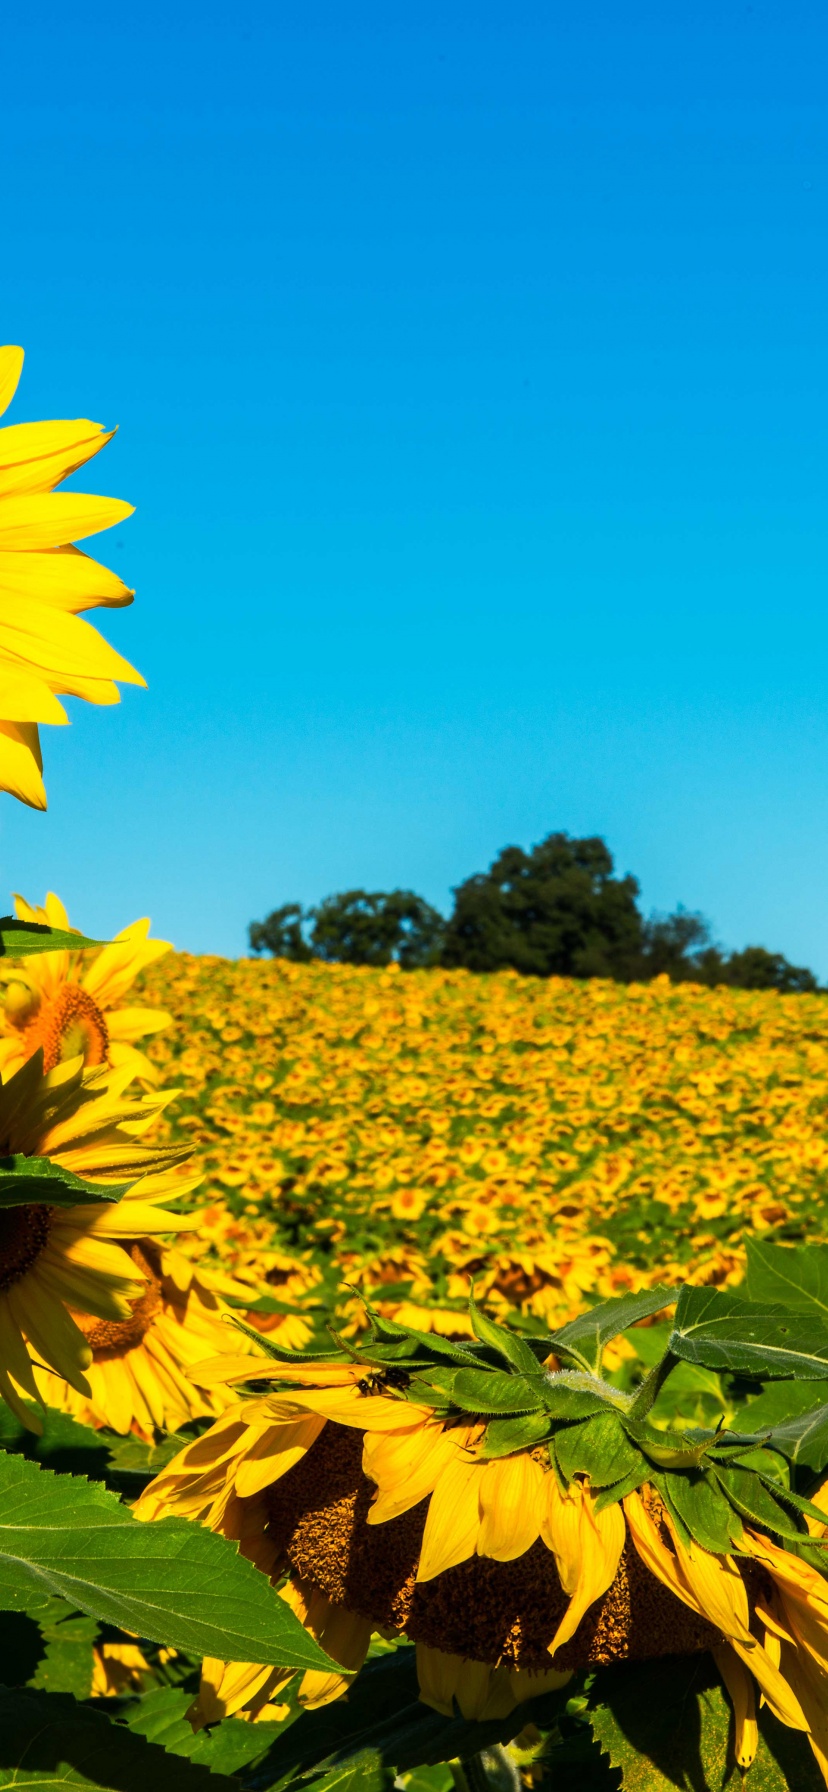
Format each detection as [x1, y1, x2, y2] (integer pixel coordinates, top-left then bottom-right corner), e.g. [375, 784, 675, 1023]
[714, 1644, 758, 1770]
[416, 1453, 483, 1581]
[547, 1487, 625, 1656]
[477, 1453, 544, 1560]
[0, 666, 68, 724]
[0, 720, 45, 809]
[364, 1421, 456, 1523]
[0, 595, 143, 687]
[0, 545, 133, 613]
[0, 421, 114, 496]
[234, 1416, 325, 1498]
[0, 348, 24, 419]
[0, 492, 133, 550]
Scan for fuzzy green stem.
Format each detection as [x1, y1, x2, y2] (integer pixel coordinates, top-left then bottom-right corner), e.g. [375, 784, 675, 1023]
[627, 1348, 677, 1420]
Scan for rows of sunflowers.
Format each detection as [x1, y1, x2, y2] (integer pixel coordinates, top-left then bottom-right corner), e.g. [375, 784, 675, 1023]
[3, 346, 828, 1792]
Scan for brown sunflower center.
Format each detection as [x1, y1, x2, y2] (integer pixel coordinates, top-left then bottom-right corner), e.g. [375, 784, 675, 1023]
[265, 1423, 722, 1673]
[76, 1241, 163, 1355]
[0, 1204, 51, 1292]
[23, 986, 110, 1073]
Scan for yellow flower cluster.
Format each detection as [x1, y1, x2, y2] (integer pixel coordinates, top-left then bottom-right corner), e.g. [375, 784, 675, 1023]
[137, 953, 828, 1335]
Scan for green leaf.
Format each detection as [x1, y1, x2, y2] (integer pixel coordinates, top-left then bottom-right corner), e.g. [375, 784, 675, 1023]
[480, 1411, 552, 1458]
[253, 1645, 573, 1781]
[622, 1419, 716, 1469]
[550, 1287, 679, 1375]
[0, 1402, 112, 1479]
[669, 1285, 828, 1380]
[0, 1155, 131, 1209]
[0, 1453, 335, 1674]
[468, 1292, 540, 1376]
[542, 1376, 619, 1421]
[655, 1470, 743, 1554]
[296, 1756, 392, 1792]
[0, 1687, 240, 1792]
[450, 1368, 546, 1415]
[123, 1685, 289, 1775]
[0, 919, 105, 959]
[746, 1239, 828, 1320]
[587, 1653, 823, 1790]
[554, 1413, 642, 1488]
[27, 1600, 99, 1699]
[715, 1465, 806, 1543]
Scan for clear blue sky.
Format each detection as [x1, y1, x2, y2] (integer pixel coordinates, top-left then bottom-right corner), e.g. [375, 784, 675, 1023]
[3, 1, 828, 971]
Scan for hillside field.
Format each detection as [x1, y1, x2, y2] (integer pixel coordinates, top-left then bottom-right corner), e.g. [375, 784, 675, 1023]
[137, 954, 828, 1344]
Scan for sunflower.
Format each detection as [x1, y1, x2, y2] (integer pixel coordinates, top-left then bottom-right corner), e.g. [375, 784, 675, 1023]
[33, 1242, 260, 1442]
[0, 343, 143, 809]
[136, 1328, 828, 1779]
[0, 1050, 200, 1428]
[0, 892, 171, 1086]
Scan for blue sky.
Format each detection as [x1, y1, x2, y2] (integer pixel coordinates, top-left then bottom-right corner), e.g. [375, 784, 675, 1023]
[3, 1, 828, 970]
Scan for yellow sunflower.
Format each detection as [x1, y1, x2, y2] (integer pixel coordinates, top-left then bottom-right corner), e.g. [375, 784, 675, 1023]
[33, 1242, 259, 1442]
[0, 1050, 200, 1428]
[0, 892, 171, 1085]
[0, 343, 143, 809]
[137, 1353, 828, 1778]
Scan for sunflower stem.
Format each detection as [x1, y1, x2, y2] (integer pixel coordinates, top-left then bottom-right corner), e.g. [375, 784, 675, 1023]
[455, 1747, 521, 1792]
[627, 1348, 677, 1420]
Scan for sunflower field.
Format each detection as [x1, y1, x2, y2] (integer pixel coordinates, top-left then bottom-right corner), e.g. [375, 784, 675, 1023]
[6, 344, 828, 1792]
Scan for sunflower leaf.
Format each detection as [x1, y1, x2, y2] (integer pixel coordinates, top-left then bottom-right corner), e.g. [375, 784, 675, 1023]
[0, 1453, 336, 1674]
[0, 1154, 131, 1209]
[554, 1413, 642, 1488]
[715, 1465, 806, 1542]
[549, 1287, 679, 1376]
[450, 1368, 546, 1415]
[587, 1652, 823, 1790]
[468, 1291, 541, 1375]
[480, 1410, 552, 1458]
[0, 1686, 240, 1792]
[0, 919, 105, 959]
[121, 1684, 292, 1775]
[669, 1285, 828, 1380]
[746, 1239, 828, 1320]
[654, 1469, 743, 1554]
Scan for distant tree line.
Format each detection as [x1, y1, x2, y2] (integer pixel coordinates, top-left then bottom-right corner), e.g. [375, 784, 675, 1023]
[248, 831, 820, 993]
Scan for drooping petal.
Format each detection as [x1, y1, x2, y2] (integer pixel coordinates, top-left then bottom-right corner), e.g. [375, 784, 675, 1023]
[477, 1452, 544, 1561]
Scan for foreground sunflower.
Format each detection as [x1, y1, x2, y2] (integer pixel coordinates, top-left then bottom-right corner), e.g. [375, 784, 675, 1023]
[136, 1289, 828, 1779]
[0, 1050, 200, 1426]
[0, 892, 171, 1085]
[33, 1242, 259, 1441]
[0, 344, 143, 809]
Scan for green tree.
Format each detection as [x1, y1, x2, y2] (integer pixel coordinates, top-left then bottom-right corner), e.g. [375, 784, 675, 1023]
[441, 833, 644, 978]
[722, 945, 819, 993]
[248, 903, 312, 961]
[309, 889, 445, 968]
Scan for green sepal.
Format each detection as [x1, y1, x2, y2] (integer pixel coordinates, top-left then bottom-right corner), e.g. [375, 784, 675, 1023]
[622, 1417, 716, 1469]
[0, 918, 105, 958]
[549, 1286, 679, 1375]
[654, 1467, 744, 1554]
[0, 1154, 131, 1209]
[714, 1464, 807, 1543]
[541, 1374, 621, 1421]
[750, 1469, 828, 1534]
[363, 1309, 480, 1365]
[229, 1317, 347, 1364]
[592, 1459, 651, 1510]
[450, 1367, 546, 1415]
[480, 1410, 553, 1459]
[554, 1412, 643, 1488]
[468, 1288, 541, 1376]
